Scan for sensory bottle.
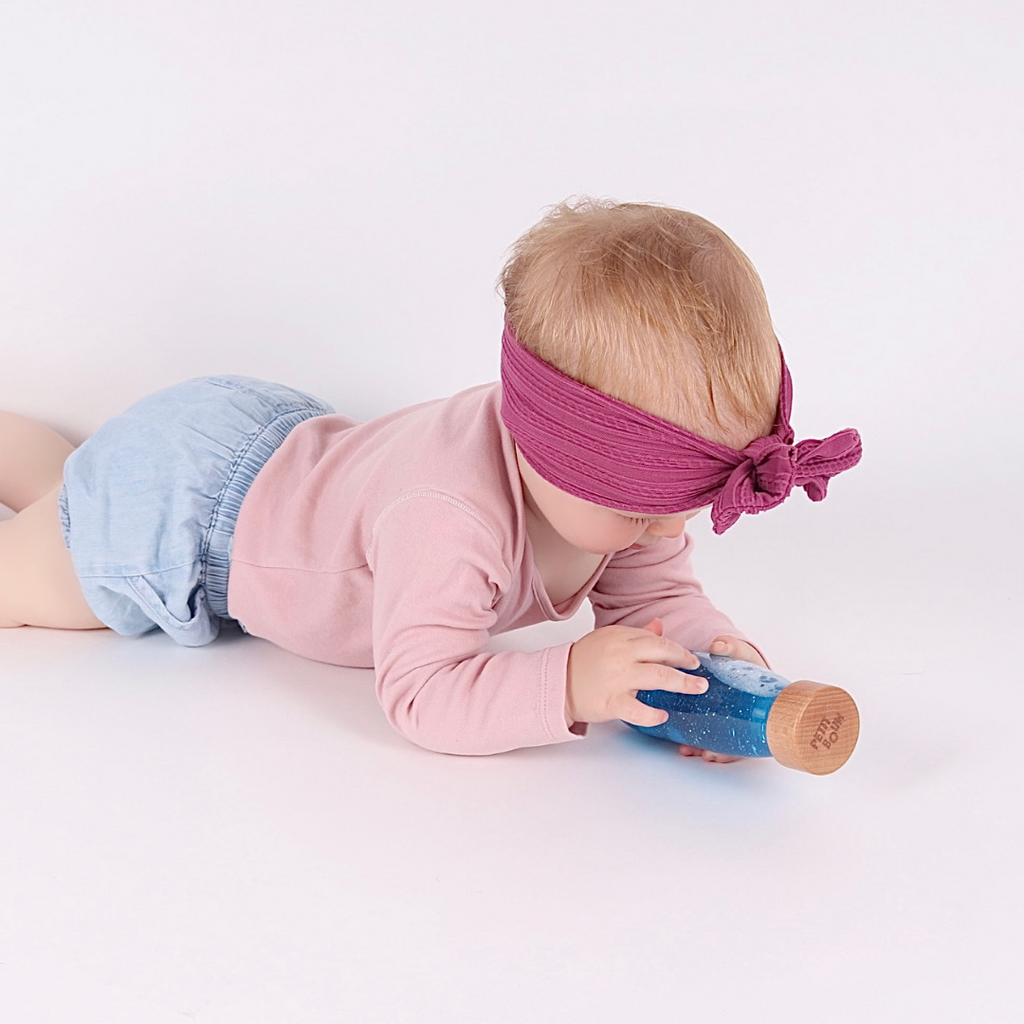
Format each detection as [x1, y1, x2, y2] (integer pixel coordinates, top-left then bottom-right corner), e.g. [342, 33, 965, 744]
[630, 653, 859, 775]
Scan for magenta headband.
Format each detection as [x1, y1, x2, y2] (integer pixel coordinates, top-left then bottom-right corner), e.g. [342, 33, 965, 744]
[500, 319, 862, 534]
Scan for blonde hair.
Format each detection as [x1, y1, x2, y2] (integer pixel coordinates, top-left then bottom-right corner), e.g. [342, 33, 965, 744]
[499, 198, 782, 448]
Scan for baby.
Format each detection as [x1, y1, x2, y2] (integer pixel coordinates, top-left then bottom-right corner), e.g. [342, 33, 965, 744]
[0, 200, 861, 759]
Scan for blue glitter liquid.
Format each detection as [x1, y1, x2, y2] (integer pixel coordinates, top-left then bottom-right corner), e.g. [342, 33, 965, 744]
[629, 653, 791, 757]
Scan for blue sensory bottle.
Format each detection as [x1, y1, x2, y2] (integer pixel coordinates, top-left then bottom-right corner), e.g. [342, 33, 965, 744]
[628, 653, 859, 774]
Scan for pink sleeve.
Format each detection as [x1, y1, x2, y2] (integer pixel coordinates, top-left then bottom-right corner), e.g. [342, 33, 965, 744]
[589, 530, 752, 654]
[368, 492, 583, 755]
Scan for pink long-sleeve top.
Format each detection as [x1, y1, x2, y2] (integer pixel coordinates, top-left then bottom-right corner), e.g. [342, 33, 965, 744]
[227, 383, 743, 755]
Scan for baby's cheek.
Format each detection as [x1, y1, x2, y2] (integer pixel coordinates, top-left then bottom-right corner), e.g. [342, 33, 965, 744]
[596, 528, 634, 554]
[622, 527, 648, 549]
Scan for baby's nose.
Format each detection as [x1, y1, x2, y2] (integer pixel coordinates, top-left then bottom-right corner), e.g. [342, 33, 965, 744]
[648, 517, 687, 539]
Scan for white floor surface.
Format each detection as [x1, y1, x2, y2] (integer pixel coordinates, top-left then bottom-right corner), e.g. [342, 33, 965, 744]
[2, 470, 1020, 1024]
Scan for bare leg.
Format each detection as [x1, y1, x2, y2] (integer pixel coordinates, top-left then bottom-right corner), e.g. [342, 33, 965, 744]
[0, 411, 104, 629]
[0, 485, 106, 630]
[0, 411, 75, 513]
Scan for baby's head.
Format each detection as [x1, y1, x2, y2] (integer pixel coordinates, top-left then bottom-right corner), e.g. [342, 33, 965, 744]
[499, 198, 781, 449]
[499, 199, 863, 536]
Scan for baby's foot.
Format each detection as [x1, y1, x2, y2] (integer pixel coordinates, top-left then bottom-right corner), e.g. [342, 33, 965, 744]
[678, 745, 743, 763]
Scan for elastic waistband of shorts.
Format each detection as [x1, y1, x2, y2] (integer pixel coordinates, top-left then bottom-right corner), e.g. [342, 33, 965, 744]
[203, 405, 327, 619]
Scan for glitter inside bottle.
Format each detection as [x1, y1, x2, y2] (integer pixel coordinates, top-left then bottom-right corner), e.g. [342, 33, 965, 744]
[630, 652, 788, 757]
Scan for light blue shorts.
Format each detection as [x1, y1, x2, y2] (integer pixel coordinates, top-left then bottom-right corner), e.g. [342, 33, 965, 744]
[59, 376, 333, 646]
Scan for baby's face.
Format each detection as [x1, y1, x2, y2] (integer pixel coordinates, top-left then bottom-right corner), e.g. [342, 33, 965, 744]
[515, 448, 704, 555]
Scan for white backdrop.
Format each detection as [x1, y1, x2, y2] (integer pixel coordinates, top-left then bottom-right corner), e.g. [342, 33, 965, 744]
[2, 2, 1021, 1022]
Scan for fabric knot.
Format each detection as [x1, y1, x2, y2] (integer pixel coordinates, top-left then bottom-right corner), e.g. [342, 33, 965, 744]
[711, 428, 863, 534]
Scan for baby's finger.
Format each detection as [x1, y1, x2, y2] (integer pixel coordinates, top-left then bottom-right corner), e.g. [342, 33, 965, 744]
[710, 636, 740, 657]
[637, 662, 709, 694]
[710, 636, 768, 668]
[701, 750, 743, 763]
[632, 633, 700, 670]
[678, 745, 743, 763]
[618, 697, 670, 729]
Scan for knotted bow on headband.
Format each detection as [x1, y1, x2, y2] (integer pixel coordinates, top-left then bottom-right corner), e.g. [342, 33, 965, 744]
[499, 320, 862, 534]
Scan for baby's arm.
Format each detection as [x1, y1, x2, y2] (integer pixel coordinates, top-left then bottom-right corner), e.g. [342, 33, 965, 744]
[587, 529, 768, 761]
[368, 500, 762, 757]
[589, 529, 753, 651]
[368, 494, 584, 754]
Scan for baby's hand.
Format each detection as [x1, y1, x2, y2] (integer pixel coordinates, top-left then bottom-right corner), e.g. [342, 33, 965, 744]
[708, 635, 768, 669]
[678, 633, 770, 763]
[565, 617, 706, 728]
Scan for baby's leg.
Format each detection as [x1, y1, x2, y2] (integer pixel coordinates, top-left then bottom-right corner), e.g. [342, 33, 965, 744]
[0, 411, 76, 513]
[0, 410, 101, 628]
[0, 486, 105, 630]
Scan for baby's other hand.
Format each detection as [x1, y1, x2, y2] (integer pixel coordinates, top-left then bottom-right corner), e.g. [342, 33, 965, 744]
[708, 635, 768, 669]
[679, 634, 770, 763]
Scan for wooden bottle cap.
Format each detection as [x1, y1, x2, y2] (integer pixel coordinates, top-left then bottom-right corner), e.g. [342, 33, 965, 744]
[765, 680, 860, 775]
